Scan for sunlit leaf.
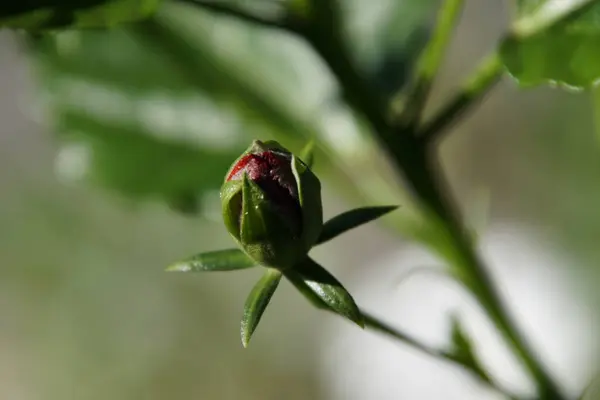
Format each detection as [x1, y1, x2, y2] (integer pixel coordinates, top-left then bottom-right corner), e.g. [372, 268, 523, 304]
[28, 2, 321, 209]
[284, 258, 363, 326]
[1, 0, 161, 30]
[344, 0, 440, 95]
[167, 249, 256, 272]
[501, 0, 600, 88]
[240, 268, 282, 347]
[317, 205, 398, 244]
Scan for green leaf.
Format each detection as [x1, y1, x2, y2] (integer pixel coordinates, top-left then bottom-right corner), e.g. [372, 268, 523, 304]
[284, 258, 363, 327]
[344, 0, 440, 95]
[316, 205, 398, 244]
[448, 315, 491, 383]
[30, 18, 249, 209]
[501, 0, 600, 88]
[1, 0, 161, 30]
[28, 1, 330, 210]
[166, 249, 256, 272]
[291, 155, 323, 249]
[241, 268, 282, 347]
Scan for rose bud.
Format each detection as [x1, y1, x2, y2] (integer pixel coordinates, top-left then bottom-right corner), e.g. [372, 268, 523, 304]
[220, 140, 323, 269]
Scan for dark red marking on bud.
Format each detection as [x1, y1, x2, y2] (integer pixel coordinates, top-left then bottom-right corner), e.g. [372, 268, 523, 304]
[226, 154, 254, 182]
[227, 151, 301, 236]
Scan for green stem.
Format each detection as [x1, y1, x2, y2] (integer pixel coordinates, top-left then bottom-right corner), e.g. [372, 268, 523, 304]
[395, 0, 465, 129]
[174, 0, 574, 397]
[301, 1, 566, 399]
[398, 147, 566, 400]
[419, 53, 503, 144]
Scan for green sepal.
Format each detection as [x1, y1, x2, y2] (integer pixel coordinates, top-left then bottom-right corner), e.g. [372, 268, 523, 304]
[240, 173, 300, 268]
[284, 258, 363, 327]
[240, 173, 268, 245]
[221, 179, 243, 241]
[166, 248, 256, 272]
[317, 205, 399, 245]
[299, 140, 316, 169]
[291, 155, 323, 250]
[240, 268, 282, 347]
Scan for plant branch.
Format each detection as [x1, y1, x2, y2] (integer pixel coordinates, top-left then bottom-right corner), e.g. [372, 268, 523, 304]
[177, 0, 300, 32]
[395, 0, 465, 130]
[169, 0, 583, 398]
[419, 52, 503, 144]
[296, 1, 571, 399]
[420, 0, 598, 145]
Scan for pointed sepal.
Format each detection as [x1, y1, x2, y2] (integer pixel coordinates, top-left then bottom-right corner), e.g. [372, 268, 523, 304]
[284, 258, 363, 327]
[317, 205, 399, 245]
[166, 249, 256, 272]
[241, 268, 282, 347]
[291, 155, 323, 250]
[299, 140, 316, 169]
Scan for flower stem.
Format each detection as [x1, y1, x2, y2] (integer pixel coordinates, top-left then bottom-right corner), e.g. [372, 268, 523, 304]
[300, 1, 568, 398]
[396, 147, 566, 400]
[177, 0, 578, 397]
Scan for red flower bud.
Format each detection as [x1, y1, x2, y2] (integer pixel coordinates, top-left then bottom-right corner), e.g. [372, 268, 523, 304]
[221, 140, 323, 268]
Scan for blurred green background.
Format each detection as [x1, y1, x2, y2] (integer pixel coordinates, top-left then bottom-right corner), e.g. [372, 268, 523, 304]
[1, 0, 599, 399]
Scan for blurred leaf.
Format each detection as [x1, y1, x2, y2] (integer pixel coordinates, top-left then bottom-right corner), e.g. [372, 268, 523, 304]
[284, 258, 363, 327]
[343, 0, 440, 95]
[316, 205, 398, 244]
[29, 2, 321, 209]
[241, 268, 282, 347]
[501, 0, 600, 88]
[167, 249, 256, 272]
[1, 0, 161, 30]
[448, 315, 491, 383]
[515, 0, 545, 17]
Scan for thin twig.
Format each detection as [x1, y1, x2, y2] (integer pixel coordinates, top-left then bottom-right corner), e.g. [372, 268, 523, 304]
[395, 0, 465, 130]
[419, 53, 503, 144]
[296, 1, 575, 398]
[166, 0, 581, 398]
[420, 0, 598, 145]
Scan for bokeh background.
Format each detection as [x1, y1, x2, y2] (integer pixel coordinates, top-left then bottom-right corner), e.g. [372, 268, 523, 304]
[1, 0, 599, 399]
